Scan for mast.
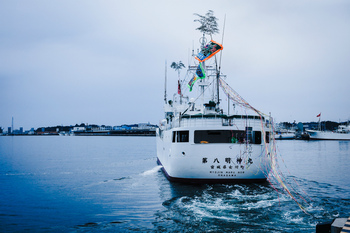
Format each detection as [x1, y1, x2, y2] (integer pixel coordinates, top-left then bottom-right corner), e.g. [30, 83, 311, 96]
[194, 10, 220, 110]
[200, 34, 206, 112]
[318, 116, 321, 131]
[228, 96, 230, 115]
[164, 60, 167, 104]
[216, 69, 220, 107]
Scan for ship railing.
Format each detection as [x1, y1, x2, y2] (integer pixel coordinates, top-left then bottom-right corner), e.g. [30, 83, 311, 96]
[178, 115, 266, 129]
[222, 118, 264, 129]
[180, 118, 221, 127]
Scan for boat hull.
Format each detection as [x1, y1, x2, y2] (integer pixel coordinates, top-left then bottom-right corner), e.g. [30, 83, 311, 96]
[156, 129, 268, 183]
[307, 130, 350, 140]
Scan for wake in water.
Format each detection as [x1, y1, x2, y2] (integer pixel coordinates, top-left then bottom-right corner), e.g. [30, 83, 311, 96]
[155, 177, 350, 232]
[141, 165, 162, 176]
[156, 183, 319, 232]
[83, 166, 162, 187]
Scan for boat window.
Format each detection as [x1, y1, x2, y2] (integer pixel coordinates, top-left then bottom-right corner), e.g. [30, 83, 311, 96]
[194, 130, 232, 143]
[254, 131, 262, 144]
[265, 132, 270, 143]
[172, 131, 189, 143]
[177, 131, 189, 143]
[194, 130, 262, 144]
[172, 131, 176, 143]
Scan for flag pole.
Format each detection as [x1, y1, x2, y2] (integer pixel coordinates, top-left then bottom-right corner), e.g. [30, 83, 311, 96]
[317, 113, 321, 131]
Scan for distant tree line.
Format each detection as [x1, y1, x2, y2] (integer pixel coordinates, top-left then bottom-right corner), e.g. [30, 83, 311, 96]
[0, 120, 347, 135]
[279, 121, 347, 131]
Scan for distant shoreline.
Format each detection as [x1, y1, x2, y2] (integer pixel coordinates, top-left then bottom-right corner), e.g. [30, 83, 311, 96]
[1, 123, 158, 136]
[1, 130, 156, 137]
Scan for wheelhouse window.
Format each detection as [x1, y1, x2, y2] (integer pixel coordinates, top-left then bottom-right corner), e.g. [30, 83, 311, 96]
[265, 132, 270, 143]
[194, 130, 262, 144]
[172, 131, 176, 143]
[177, 131, 189, 142]
[255, 131, 262, 144]
[172, 130, 189, 143]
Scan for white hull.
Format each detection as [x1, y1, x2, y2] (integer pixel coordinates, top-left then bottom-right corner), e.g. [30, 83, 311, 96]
[156, 119, 270, 183]
[307, 130, 350, 140]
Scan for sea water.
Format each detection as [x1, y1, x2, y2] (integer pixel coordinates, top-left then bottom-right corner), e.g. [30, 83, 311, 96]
[0, 136, 349, 232]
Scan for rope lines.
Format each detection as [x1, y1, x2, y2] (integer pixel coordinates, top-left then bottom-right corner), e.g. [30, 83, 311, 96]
[219, 77, 312, 214]
[218, 78, 265, 117]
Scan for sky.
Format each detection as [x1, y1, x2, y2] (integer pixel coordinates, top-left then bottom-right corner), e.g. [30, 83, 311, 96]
[1, 0, 350, 130]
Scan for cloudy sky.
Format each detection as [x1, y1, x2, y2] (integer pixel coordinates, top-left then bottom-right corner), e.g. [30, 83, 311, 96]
[1, 0, 350, 130]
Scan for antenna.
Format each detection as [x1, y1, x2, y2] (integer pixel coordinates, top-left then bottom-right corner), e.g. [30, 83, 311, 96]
[188, 48, 191, 68]
[192, 40, 194, 56]
[164, 60, 167, 104]
[219, 14, 226, 73]
[217, 14, 226, 108]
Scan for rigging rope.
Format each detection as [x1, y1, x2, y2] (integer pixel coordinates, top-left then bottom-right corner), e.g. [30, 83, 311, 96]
[218, 77, 312, 215]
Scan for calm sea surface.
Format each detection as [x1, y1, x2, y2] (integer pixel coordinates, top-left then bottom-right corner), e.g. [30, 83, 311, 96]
[0, 136, 349, 232]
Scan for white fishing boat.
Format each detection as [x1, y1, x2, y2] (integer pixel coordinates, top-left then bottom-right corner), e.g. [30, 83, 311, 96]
[307, 125, 350, 140]
[156, 12, 274, 183]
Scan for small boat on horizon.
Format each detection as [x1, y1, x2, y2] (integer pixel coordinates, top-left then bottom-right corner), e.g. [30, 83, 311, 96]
[274, 130, 296, 140]
[307, 124, 350, 140]
[305, 113, 350, 140]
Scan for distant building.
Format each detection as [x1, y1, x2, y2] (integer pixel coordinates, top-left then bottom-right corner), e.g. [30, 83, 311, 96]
[121, 125, 132, 130]
[113, 126, 121, 130]
[138, 123, 157, 130]
[28, 128, 35, 134]
[85, 125, 99, 132]
[8, 127, 11, 134]
[100, 125, 112, 131]
[72, 126, 86, 132]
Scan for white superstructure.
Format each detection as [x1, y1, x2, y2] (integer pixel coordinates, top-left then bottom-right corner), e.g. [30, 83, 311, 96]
[157, 63, 273, 183]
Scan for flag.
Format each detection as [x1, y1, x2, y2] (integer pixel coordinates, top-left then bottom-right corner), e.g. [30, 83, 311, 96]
[187, 76, 198, 92]
[196, 63, 206, 79]
[195, 40, 223, 62]
[316, 113, 321, 117]
[188, 63, 205, 91]
[178, 80, 181, 95]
